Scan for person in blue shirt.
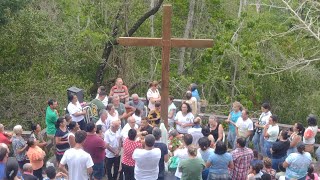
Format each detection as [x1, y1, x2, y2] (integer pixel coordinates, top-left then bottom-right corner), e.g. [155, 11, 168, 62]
[189, 83, 200, 101]
[0, 144, 9, 180]
[225, 101, 242, 149]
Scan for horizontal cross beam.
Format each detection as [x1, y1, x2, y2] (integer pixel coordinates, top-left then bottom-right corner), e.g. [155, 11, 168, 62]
[118, 37, 214, 48]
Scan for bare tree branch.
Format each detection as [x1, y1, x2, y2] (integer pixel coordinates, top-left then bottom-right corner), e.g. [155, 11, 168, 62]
[253, 57, 320, 76]
[281, 0, 320, 41]
[94, 0, 164, 90]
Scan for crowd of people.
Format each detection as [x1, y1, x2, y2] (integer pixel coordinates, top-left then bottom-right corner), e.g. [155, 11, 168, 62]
[0, 78, 320, 180]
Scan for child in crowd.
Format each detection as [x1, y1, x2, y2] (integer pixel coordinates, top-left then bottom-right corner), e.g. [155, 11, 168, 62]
[306, 164, 319, 180]
[44, 166, 67, 180]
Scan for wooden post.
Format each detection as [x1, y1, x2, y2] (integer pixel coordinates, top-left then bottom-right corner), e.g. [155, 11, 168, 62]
[117, 4, 214, 130]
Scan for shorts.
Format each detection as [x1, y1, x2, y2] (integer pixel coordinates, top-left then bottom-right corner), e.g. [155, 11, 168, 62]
[92, 161, 104, 180]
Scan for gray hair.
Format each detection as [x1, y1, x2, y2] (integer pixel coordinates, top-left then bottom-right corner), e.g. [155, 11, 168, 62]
[131, 94, 139, 98]
[113, 95, 120, 100]
[145, 134, 156, 147]
[209, 115, 217, 121]
[23, 163, 33, 172]
[99, 109, 108, 117]
[13, 125, 23, 135]
[152, 127, 162, 140]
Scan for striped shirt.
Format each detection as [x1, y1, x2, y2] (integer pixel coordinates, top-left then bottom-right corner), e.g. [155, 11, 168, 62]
[55, 129, 70, 156]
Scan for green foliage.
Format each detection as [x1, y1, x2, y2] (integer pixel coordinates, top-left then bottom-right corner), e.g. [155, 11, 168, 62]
[1, 0, 320, 130]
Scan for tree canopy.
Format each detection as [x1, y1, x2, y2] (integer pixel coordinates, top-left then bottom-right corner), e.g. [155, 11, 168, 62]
[0, 0, 320, 128]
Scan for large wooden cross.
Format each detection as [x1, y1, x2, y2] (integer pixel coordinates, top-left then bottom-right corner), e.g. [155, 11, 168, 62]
[118, 4, 213, 129]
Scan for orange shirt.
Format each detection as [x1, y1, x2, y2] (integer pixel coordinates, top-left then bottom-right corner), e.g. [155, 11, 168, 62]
[26, 146, 46, 170]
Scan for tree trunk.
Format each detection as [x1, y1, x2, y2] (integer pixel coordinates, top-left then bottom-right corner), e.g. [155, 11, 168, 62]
[150, 0, 155, 78]
[94, 0, 164, 91]
[256, 0, 261, 13]
[178, 0, 196, 74]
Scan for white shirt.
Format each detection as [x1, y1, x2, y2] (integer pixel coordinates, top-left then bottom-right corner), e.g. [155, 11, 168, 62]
[236, 117, 253, 138]
[96, 118, 109, 134]
[67, 101, 84, 122]
[147, 88, 160, 110]
[132, 114, 142, 126]
[95, 94, 109, 106]
[133, 148, 161, 180]
[60, 148, 94, 180]
[188, 127, 204, 145]
[303, 126, 318, 144]
[104, 128, 121, 158]
[258, 111, 272, 126]
[174, 147, 201, 178]
[266, 124, 279, 142]
[168, 103, 177, 128]
[174, 111, 194, 134]
[121, 123, 138, 141]
[67, 132, 75, 146]
[107, 111, 119, 123]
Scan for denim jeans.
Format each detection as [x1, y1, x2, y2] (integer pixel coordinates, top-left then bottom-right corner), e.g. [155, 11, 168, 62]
[227, 131, 236, 149]
[253, 131, 265, 155]
[264, 140, 274, 158]
[271, 156, 286, 171]
[202, 168, 209, 180]
[286, 176, 306, 180]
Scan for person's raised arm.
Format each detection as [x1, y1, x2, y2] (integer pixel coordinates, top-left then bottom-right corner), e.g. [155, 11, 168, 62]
[217, 124, 224, 142]
[290, 135, 301, 148]
[68, 135, 76, 148]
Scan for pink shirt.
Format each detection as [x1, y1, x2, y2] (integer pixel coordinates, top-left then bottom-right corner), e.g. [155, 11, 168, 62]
[306, 173, 319, 180]
[26, 146, 46, 170]
[122, 138, 142, 166]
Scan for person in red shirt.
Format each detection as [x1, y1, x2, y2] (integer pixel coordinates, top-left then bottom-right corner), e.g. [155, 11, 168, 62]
[83, 122, 107, 180]
[0, 124, 12, 145]
[121, 129, 142, 180]
[109, 78, 129, 104]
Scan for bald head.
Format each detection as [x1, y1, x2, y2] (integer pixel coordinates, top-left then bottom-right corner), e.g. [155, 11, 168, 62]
[111, 120, 120, 130]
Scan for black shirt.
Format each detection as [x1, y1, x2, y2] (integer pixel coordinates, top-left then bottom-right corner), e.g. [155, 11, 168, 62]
[154, 141, 168, 179]
[141, 125, 153, 135]
[272, 140, 290, 159]
[22, 173, 37, 180]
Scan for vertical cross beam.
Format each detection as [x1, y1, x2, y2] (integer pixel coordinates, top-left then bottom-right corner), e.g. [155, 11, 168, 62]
[160, 5, 172, 130]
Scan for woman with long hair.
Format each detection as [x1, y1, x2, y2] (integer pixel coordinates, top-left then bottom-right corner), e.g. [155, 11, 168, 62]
[174, 103, 194, 134]
[287, 123, 304, 155]
[54, 117, 70, 164]
[30, 123, 47, 149]
[225, 101, 242, 149]
[67, 121, 79, 148]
